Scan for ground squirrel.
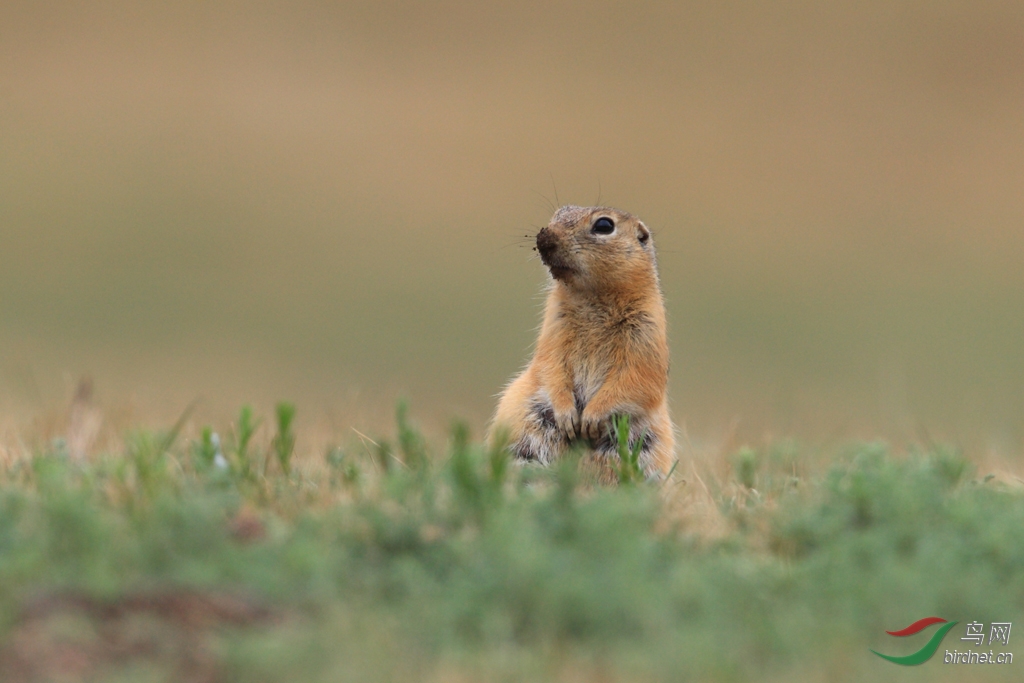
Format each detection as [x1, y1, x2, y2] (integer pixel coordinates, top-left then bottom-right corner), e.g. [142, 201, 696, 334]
[490, 205, 675, 480]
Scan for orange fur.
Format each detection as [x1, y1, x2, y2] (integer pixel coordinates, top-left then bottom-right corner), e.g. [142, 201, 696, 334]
[489, 206, 675, 480]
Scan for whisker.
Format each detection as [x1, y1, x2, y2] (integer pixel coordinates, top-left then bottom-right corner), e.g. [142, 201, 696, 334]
[531, 189, 556, 214]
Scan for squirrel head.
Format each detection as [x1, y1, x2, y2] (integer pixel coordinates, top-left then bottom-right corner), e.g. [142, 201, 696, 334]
[535, 206, 657, 291]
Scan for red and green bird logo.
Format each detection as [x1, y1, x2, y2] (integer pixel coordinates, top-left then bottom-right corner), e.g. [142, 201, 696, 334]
[871, 617, 958, 666]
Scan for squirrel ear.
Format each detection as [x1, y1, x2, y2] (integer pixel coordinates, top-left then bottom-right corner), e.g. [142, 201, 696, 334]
[637, 222, 651, 244]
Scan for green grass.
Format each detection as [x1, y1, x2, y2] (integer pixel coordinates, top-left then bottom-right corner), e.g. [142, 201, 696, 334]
[0, 406, 1022, 682]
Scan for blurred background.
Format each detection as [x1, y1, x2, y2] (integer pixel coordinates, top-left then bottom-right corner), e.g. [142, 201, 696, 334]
[2, 0, 1022, 452]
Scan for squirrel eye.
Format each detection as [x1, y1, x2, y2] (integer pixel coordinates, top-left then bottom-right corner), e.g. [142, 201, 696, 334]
[591, 217, 615, 235]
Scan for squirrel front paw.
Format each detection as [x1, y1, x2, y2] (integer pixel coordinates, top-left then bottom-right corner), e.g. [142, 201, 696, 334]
[580, 411, 614, 443]
[554, 408, 581, 441]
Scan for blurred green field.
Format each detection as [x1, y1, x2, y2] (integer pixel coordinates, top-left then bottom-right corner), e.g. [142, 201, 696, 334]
[0, 405, 1021, 682]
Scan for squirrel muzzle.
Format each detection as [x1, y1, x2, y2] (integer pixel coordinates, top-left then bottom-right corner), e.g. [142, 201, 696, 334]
[536, 227, 575, 281]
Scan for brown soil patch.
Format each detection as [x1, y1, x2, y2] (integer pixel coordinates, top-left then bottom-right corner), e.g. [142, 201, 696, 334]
[0, 589, 280, 683]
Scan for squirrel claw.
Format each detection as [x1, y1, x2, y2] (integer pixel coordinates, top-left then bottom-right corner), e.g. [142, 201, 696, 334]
[555, 410, 580, 441]
[580, 415, 608, 443]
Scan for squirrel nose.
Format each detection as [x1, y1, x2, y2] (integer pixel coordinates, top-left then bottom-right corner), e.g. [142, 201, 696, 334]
[535, 227, 558, 258]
